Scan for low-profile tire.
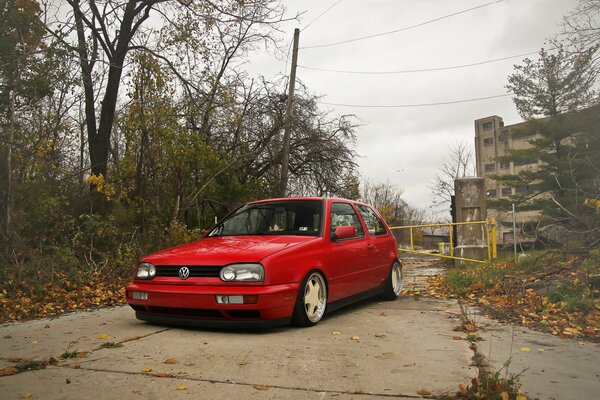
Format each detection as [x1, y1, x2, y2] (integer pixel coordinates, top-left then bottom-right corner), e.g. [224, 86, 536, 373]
[382, 261, 403, 300]
[292, 271, 328, 327]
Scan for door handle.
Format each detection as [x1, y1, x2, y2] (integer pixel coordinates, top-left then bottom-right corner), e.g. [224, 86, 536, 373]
[366, 243, 374, 250]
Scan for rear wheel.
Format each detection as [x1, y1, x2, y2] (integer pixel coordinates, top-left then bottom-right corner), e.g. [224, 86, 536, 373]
[382, 261, 403, 300]
[292, 271, 327, 326]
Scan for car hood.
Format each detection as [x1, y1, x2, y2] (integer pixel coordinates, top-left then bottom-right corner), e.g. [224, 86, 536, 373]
[142, 235, 318, 266]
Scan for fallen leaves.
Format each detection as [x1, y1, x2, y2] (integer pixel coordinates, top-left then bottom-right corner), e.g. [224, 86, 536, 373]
[0, 366, 19, 376]
[152, 372, 174, 378]
[175, 385, 187, 391]
[20, 392, 33, 399]
[430, 255, 600, 342]
[0, 272, 127, 323]
[254, 385, 270, 391]
[97, 333, 110, 340]
[350, 336, 360, 341]
[416, 389, 432, 396]
[164, 358, 177, 365]
[520, 347, 531, 353]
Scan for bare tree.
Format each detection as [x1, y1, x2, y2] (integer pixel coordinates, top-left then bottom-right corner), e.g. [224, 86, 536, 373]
[361, 180, 422, 226]
[557, 0, 600, 69]
[430, 140, 474, 210]
[45, 0, 293, 184]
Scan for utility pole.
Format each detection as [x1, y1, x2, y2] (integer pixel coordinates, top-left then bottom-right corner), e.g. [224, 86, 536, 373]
[278, 28, 300, 198]
[512, 203, 517, 262]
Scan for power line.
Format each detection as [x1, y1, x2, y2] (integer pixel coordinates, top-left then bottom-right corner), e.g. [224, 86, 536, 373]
[298, 51, 538, 75]
[302, 0, 344, 32]
[318, 93, 511, 108]
[300, 0, 503, 49]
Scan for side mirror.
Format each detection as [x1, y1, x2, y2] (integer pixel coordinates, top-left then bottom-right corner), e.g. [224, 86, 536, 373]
[331, 225, 356, 241]
[200, 229, 209, 238]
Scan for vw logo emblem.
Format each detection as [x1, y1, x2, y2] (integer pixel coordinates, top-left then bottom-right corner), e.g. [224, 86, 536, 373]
[178, 267, 190, 280]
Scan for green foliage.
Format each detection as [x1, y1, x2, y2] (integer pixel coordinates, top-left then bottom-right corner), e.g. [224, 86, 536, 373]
[549, 284, 590, 312]
[499, 45, 600, 247]
[60, 350, 80, 359]
[445, 263, 515, 295]
[446, 270, 479, 294]
[0, 0, 365, 319]
[506, 45, 597, 119]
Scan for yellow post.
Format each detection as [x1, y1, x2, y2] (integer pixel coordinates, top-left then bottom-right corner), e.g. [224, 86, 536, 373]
[491, 217, 497, 258]
[409, 227, 414, 250]
[485, 219, 491, 260]
[448, 224, 454, 257]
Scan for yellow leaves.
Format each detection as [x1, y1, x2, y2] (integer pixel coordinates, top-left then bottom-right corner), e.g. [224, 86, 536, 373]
[416, 389, 432, 396]
[516, 393, 528, 400]
[164, 358, 177, 365]
[254, 385, 270, 391]
[351, 336, 360, 341]
[500, 391, 509, 400]
[97, 333, 110, 340]
[520, 347, 531, 352]
[175, 385, 187, 391]
[142, 367, 152, 373]
[584, 198, 600, 213]
[20, 392, 33, 399]
[331, 331, 341, 335]
[85, 173, 116, 200]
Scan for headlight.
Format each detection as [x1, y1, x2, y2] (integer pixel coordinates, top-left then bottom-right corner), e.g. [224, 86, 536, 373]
[136, 262, 156, 279]
[219, 263, 264, 282]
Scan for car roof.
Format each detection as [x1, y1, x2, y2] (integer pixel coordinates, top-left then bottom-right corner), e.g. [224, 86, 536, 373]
[247, 197, 373, 207]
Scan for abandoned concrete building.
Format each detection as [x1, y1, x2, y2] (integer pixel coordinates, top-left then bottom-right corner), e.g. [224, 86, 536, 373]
[473, 105, 599, 247]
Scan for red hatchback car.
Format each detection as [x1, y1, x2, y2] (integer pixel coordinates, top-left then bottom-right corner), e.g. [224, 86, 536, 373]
[126, 197, 403, 328]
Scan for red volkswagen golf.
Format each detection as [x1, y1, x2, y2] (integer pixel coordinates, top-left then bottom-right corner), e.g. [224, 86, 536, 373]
[126, 197, 402, 328]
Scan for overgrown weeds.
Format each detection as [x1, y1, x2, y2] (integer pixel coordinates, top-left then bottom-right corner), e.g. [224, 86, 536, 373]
[434, 251, 600, 341]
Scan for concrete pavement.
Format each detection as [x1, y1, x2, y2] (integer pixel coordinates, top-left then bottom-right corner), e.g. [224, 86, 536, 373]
[475, 313, 600, 400]
[1, 298, 474, 400]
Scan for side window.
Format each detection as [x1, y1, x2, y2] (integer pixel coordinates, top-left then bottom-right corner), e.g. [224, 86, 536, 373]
[357, 205, 388, 236]
[330, 202, 365, 238]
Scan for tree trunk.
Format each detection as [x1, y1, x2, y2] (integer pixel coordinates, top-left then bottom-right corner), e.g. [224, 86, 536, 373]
[4, 90, 15, 249]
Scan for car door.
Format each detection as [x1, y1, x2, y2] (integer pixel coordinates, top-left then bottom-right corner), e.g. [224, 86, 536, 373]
[322, 201, 373, 301]
[355, 204, 396, 287]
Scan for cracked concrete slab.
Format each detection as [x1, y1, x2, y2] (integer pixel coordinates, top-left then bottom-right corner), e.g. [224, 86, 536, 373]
[1, 298, 475, 399]
[476, 315, 600, 400]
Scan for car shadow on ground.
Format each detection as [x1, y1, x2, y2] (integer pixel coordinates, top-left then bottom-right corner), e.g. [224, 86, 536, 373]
[133, 295, 395, 335]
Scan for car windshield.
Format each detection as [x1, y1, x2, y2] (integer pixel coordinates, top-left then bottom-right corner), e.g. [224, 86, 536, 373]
[208, 200, 323, 237]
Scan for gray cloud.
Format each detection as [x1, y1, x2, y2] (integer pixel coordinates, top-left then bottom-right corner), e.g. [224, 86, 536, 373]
[248, 0, 576, 210]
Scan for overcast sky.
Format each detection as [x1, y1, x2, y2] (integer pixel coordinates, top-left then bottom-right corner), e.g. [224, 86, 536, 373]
[249, 0, 577, 215]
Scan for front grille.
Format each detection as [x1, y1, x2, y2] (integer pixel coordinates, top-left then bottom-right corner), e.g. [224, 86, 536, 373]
[155, 265, 221, 278]
[148, 306, 224, 319]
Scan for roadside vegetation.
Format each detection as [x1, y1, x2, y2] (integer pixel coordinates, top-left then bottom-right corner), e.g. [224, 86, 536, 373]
[427, 250, 600, 342]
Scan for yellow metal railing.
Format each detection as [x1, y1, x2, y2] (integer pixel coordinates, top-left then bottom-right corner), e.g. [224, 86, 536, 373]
[389, 218, 497, 264]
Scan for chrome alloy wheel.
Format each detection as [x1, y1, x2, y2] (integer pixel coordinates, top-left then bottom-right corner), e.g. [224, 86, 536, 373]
[304, 272, 327, 323]
[391, 262, 403, 296]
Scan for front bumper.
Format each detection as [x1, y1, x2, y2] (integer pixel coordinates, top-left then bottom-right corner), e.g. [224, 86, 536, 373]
[125, 282, 299, 328]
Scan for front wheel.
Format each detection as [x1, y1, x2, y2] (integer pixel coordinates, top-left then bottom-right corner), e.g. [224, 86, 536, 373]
[292, 271, 327, 326]
[382, 261, 403, 300]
